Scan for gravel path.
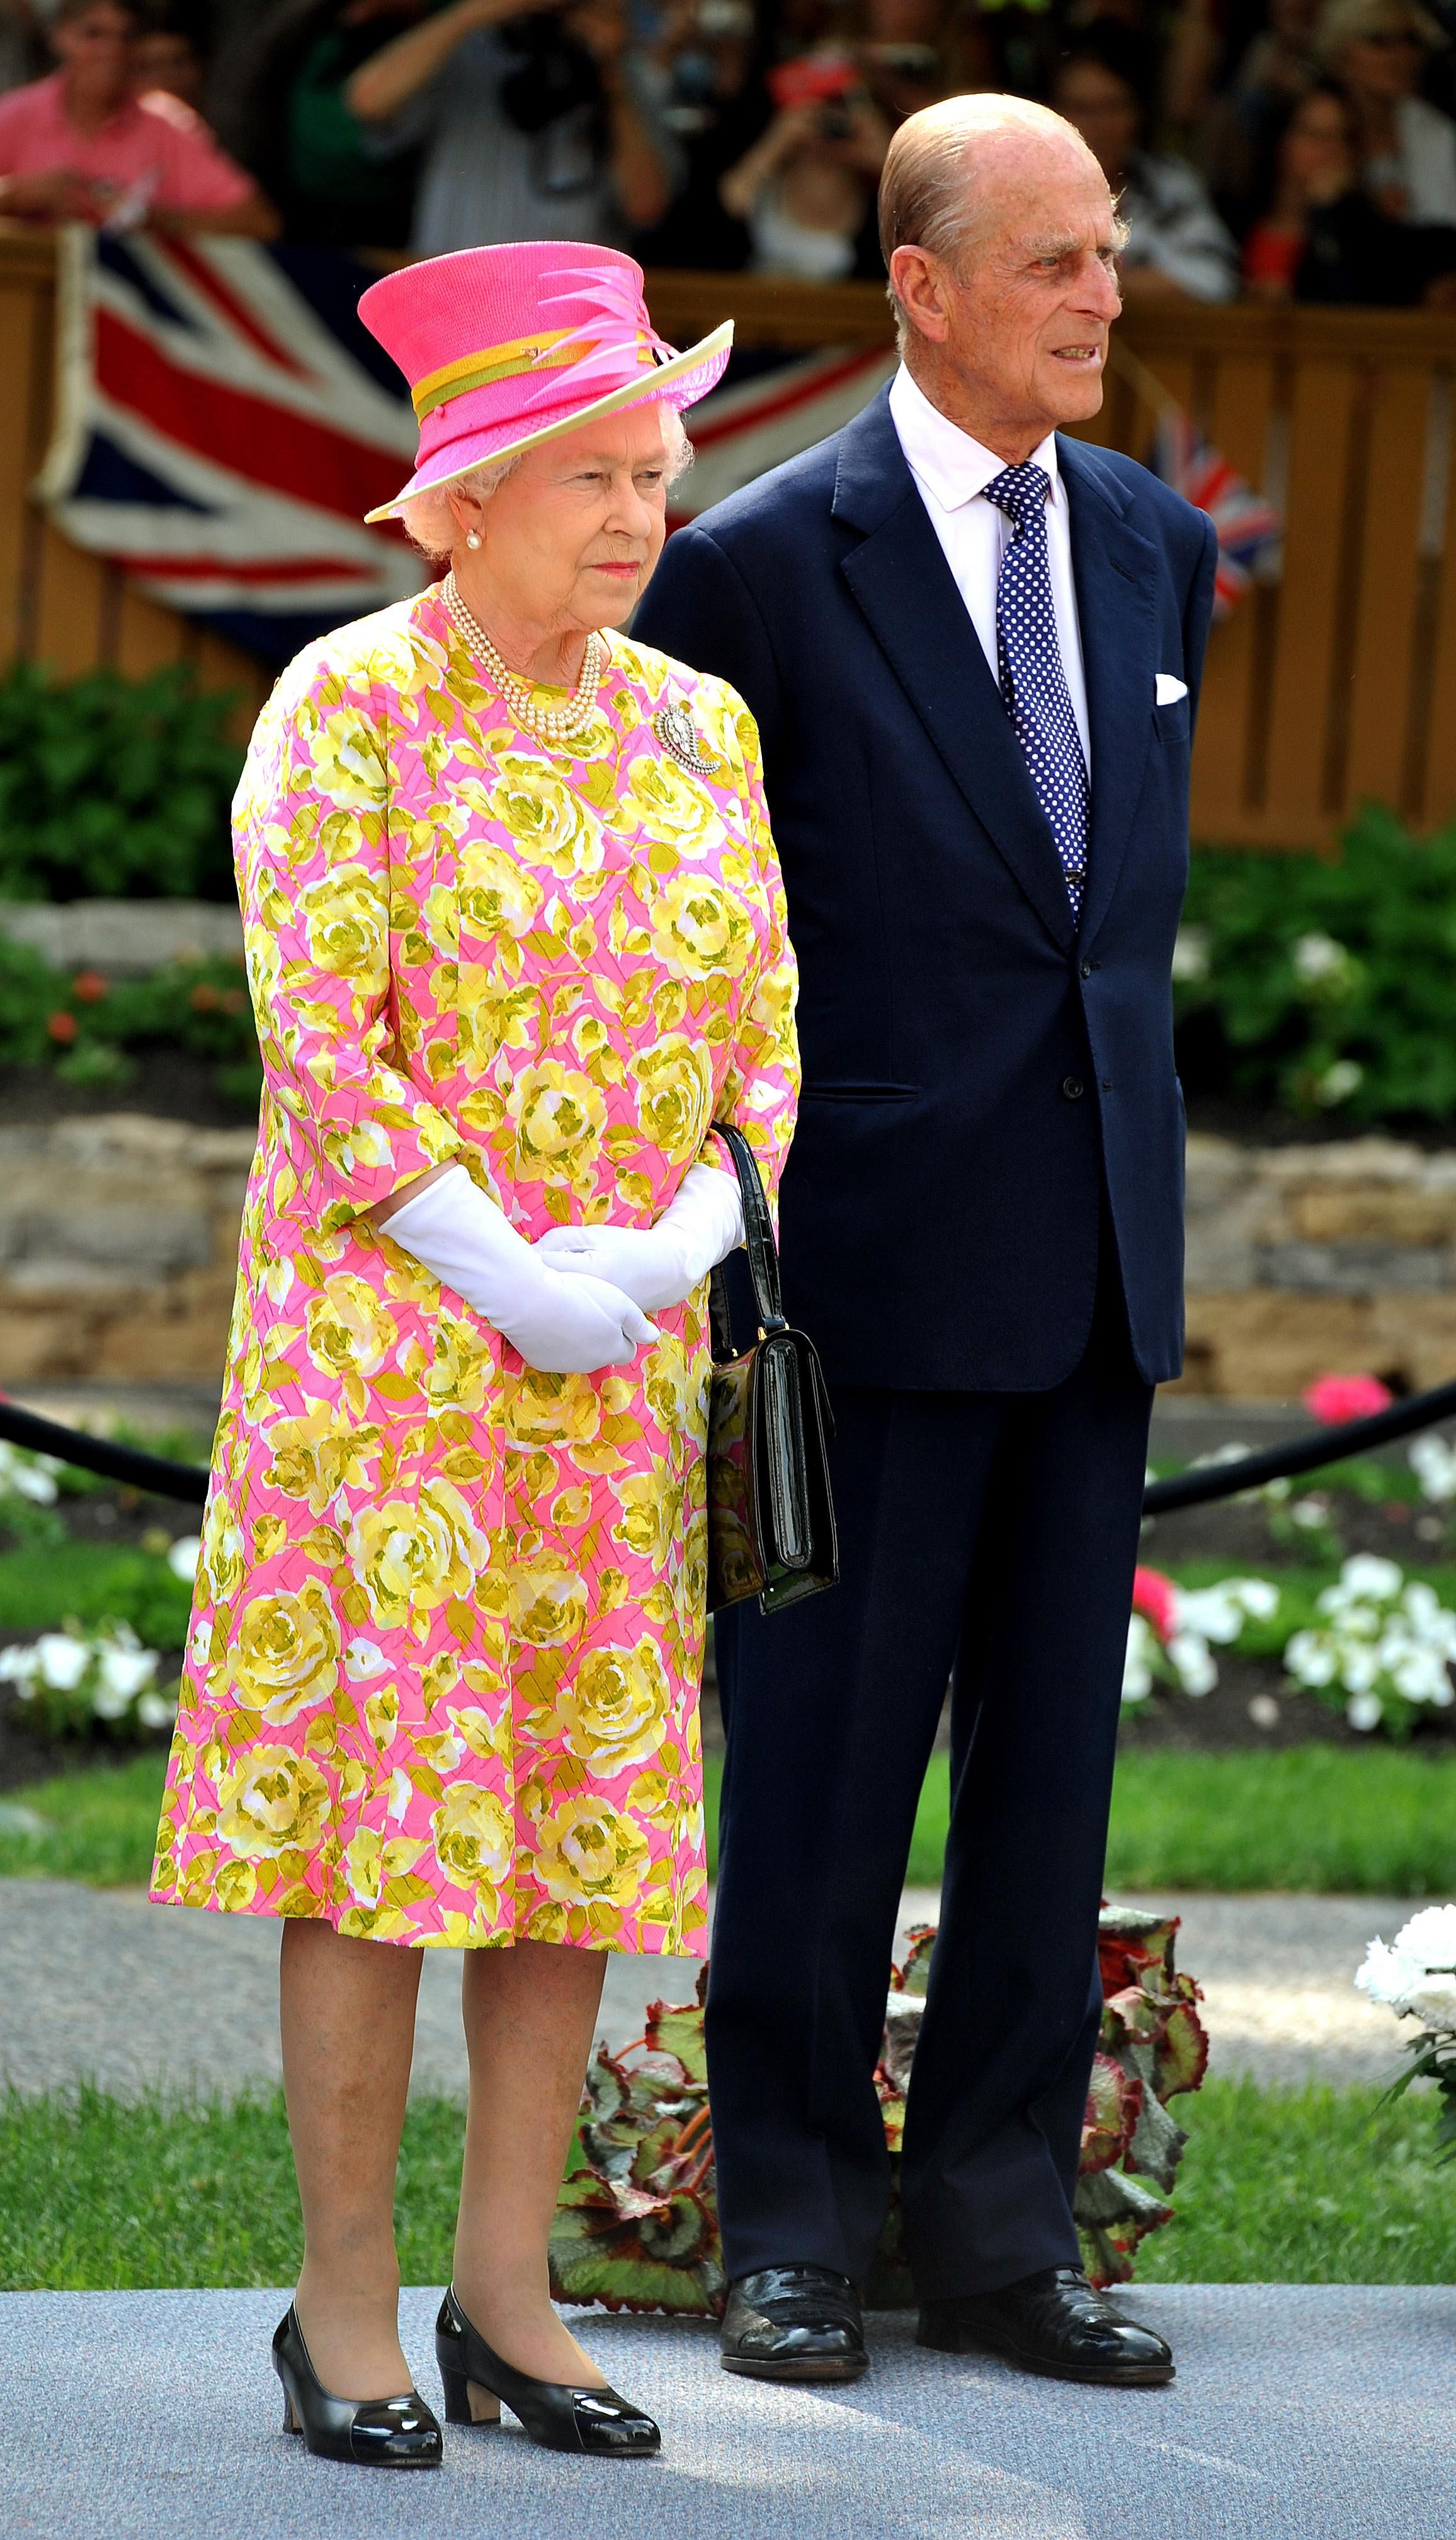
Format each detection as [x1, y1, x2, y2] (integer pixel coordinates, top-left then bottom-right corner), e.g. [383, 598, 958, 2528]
[0, 1880, 1414, 2100]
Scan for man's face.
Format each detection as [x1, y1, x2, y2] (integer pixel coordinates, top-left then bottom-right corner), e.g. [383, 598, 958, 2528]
[55, 5, 135, 101]
[896, 141, 1123, 445]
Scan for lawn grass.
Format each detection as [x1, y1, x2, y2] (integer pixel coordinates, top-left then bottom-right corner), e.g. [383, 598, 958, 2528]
[0, 1542, 192, 1649]
[1, 2079, 1448, 2291]
[7, 1742, 1456, 1895]
[1137, 2079, 1456, 2284]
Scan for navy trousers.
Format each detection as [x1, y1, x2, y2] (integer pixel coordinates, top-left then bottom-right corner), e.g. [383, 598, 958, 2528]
[706, 1263, 1154, 2298]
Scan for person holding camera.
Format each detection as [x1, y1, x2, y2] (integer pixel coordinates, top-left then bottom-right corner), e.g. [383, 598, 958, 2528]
[719, 50, 889, 278]
[346, 0, 671, 253]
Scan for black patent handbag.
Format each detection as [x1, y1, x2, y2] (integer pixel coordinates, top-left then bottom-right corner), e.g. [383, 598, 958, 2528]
[705, 1121, 839, 1616]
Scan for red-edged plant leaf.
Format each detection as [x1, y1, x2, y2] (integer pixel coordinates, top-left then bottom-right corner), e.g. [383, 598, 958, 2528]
[1074, 2167, 1174, 2288]
[1154, 1998, 1211, 2100]
[549, 2170, 724, 2315]
[1079, 2052, 1142, 2178]
[644, 1998, 708, 2088]
[1098, 1906, 1179, 1999]
[894, 1925, 938, 1997]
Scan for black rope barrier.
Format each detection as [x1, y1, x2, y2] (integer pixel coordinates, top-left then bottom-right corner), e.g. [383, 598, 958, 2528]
[1143, 1378, 1456, 1513]
[4, 1373, 1456, 1519]
[0, 1398, 209, 1505]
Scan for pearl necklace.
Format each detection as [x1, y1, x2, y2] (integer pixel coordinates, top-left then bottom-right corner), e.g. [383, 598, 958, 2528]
[443, 571, 605, 745]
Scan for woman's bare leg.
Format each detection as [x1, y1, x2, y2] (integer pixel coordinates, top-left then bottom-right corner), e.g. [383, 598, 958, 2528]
[453, 1940, 609, 2385]
[279, 1918, 423, 2400]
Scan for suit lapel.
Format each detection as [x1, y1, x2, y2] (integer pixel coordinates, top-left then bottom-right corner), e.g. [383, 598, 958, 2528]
[834, 396, 1076, 956]
[1057, 436, 1160, 949]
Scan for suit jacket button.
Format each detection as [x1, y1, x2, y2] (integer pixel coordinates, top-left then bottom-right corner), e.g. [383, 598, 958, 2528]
[1080, 959, 1095, 978]
[1062, 1075, 1085, 1101]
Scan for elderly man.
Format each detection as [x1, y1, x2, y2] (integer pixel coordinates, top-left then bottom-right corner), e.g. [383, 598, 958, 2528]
[635, 94, 1216, 2387]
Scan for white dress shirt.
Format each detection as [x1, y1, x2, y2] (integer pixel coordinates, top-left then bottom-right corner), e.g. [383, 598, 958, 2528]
[887, 363, 1091, 777]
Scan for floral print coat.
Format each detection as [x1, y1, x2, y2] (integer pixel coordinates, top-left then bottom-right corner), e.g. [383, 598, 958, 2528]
[149, 585, 799, 1955]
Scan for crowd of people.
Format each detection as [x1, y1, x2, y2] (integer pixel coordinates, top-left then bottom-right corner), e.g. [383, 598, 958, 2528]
[1, 0, 1455, 302]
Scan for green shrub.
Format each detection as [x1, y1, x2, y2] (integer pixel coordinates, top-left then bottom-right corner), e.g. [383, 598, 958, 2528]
[1177, 804, 1456, 1123]
[0, 661, 242, 903]
[0, 934, 259, 1104]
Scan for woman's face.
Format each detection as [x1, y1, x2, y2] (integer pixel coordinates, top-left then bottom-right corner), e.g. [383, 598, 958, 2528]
[1340, 16, 1425, 100]
[1283, 91, 1355, 194]
[455, 402, 674, 636]
[1052, 62, 1143, 184]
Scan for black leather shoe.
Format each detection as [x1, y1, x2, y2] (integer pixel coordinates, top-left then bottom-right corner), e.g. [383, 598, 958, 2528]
[720, 2265, 867, 2383]
[918, 2267, 1174, 2386]
[272, 2306, 443, 2467]
[435, 2285, 660, 2456]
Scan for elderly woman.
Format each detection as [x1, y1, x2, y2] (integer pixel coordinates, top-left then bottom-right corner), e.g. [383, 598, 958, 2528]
[149, 241, 799, 2469]
[1316, 0, 1456, 224]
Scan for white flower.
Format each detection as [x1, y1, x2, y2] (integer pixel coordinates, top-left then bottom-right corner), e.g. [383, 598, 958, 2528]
[166, 1535, 201, 1581]
[1357, 1936, 1425, 2006]
[1314, 1059, 1363, 1106]
[1171, 925, 1210, 982]
[1347, 1690, 1384, 1731]
[1285, 1628, 1337, 1687]
[1411, 1434, 1456, 1504]
[92, 1628, 157, 1714]
[1122, 1614, 1156, 1701]
[135, 1688, 178, 1732]
[1338, 1555, 1404, 1601]
[0, 1643, 41, 1686]
[1166, 1630, 1217, 1695]
[1294, 930, 1352, 985]
[0, 1441, 60, 1505]
[1394, 1904, 1456, 1966]
[1290, 1496, 1331, 1530]
[1403, 1976, 1456, 2030]
[35, 1632, 89, 1691]
[1178, 1578, 1280, 1644]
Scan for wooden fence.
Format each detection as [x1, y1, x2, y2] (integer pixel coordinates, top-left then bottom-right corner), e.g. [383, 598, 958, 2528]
[3, 231, 1456, 842]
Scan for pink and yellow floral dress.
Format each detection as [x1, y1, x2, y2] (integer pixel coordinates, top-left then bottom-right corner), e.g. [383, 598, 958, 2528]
[149, 583, 799, 1956]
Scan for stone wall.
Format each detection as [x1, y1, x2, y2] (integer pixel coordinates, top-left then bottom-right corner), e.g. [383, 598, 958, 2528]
[0, 1117, 253, 1385]
[1182, 1136, 1456, 1395]
[6, 1118, 1456, 1397]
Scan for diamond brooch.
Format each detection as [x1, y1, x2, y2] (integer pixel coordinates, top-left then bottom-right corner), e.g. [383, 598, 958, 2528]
[653, 699, 714, 778]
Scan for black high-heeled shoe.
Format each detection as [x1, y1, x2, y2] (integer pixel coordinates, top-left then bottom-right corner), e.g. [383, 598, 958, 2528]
[273, 2305, 443, 2469]
[435, 2285, 660, 2457]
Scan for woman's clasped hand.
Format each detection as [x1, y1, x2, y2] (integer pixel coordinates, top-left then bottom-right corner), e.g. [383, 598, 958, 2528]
[385, 1164, 659, 1373]
[537, 1158, 744, 1313]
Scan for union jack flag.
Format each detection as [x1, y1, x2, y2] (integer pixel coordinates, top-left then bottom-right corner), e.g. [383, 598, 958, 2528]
[1149, 407, 1282, 621]
[36, 226, 422, 663]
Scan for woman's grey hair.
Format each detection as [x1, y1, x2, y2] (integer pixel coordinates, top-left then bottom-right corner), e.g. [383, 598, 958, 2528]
[1314, 0, 1443, 60]
[879, 94, 1121, 349]
[401, 403, 695, 561]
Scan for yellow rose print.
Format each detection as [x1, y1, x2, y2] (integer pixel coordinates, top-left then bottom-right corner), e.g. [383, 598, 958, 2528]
[633, 1035, 714, 1165]
[649, 872, 756, 980]
[431, 1784, 514, 1908]
[347, 1475, 490, 1630]
[511, 1060, 607, 1186]
[488, 756, 605, 883]
[226, 1581, 341, 1725]
[305, 1276, 398, 1409]
[624, 754, 726, 859]
[305, 706, 384, 808]
[509, 1561, 589, 1647]
[217, 1745, 331, 1860]
[457, 840, 545, 939]
[296, 861, 388, 978]
[262, 1400, 377, 1514]
[506, 1368, 603, 1447]
[535, 1792, 649, 1909]
[555, 1640, 672, 1771]
[613, 1458, 684, 1567]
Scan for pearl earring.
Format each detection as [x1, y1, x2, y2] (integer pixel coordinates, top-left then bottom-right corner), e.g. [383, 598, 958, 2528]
[465, 530, 482, 550]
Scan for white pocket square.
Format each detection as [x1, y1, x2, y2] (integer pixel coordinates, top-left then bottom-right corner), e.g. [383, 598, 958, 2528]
[1156, 674, 1188, 705]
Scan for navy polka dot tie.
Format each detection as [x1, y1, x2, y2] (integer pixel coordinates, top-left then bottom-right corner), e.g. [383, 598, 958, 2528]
[983, 462, 1089, 920]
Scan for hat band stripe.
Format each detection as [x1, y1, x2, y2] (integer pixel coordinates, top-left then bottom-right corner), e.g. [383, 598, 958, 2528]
[412, 328, 660, 422]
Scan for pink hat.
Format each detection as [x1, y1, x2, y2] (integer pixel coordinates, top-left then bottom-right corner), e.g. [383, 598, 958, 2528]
[357, 242, 732, 523]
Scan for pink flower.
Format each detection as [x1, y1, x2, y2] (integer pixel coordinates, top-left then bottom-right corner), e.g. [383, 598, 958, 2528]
[1132, 1566, 1179, 1643]
[1303, 1373, 1394, 1425]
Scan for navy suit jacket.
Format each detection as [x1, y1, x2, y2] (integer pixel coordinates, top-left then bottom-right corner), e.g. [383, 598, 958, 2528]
[634, 386, 1219, 1391]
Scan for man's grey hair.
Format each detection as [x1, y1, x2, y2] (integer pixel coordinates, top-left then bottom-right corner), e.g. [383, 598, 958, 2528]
[401, 402, 693, 561]
[879, 93, 1120, 349]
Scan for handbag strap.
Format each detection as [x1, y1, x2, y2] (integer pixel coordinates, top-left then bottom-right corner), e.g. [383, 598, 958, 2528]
[711, 1120, 787, 1338]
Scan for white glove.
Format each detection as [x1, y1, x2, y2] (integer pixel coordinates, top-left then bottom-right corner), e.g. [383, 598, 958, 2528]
[535, 1160, 745, 1313]
[384, 1165, 657, 1374]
